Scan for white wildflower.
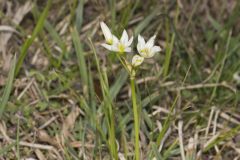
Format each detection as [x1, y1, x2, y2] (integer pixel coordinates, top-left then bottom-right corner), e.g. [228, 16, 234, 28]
[137, 35, 161, 58]
[111, 30, 133, 53]
[100, 21, 118, 51]
[100, 21, 133, 53]
[132, 55, 144, 67]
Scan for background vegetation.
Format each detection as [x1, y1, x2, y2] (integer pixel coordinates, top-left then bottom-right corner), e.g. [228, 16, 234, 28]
[0, 0, 240, 159]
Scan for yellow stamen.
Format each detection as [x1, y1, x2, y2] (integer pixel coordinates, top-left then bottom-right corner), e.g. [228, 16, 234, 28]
[133, 60, 142, 67]
[140, 48, 150, 57]
[118, 43, 125, 53]
[107, 39, 113, 45]
[135, 59, 142, 63]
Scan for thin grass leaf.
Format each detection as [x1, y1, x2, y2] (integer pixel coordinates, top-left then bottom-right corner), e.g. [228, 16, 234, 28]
[109, 69, 128, 100]
[32, 5, 67, 67]
[75, 0, 84, 31]
[156, 95, 179, 146]
[120, 0, 139, 28]
[88, 64, 97, 111]
[162, 139, 179, 160]
[210, 31, 232, 101]
[108, 0, 116, 28]
[204, 125, 240, 152]
[88, 38, 118, 160]
[44, 20, 67, 66]
[15, 0, 52, 76]
[0, 55, 16, 117]
[134, 8, 159, 35]
[142, 91, 160, 108]
[207, 15, 222, 31]
[157, 66, 191, 146]
[152, 143, 163, 159]
[0, 142, 16, 156]
[39, 32, 59, 67]
[16, 116, 20, 160]
[163, 33, 175, 77]
[72, 27, 88, 86]
[142, 109, 154, 133]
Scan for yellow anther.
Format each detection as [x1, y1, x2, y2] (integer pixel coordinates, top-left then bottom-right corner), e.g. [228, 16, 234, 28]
[118, 43, 125, 53]
[107, 39, 113, 45]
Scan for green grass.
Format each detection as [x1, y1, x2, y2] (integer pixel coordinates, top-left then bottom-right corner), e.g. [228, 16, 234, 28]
[15, 0, 52, 76]
[0, 55, 16, 117]
[0, 0, 240, 159]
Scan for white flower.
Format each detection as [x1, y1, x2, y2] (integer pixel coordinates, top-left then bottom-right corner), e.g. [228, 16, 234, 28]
[233, 72, 240, 83]
[132, 55, 144, 67]
[111, 30, 133, 53]
[100, 21, 118, 50]
[100, 22, 133, 53]
[137, 35, 161, 58]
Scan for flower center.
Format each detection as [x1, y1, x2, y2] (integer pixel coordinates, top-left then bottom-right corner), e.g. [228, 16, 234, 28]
[118, 43, 125, 53]
[106, 39, 113, 45]
[140, 48, 150, 56]
[134, 59, 142, 65]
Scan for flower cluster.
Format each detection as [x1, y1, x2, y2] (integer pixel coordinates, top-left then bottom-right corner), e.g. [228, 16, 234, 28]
[100, 22, 161, 70]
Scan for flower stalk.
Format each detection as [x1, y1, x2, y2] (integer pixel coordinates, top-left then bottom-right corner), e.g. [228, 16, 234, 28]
[99, 21, 162, 160]
[130, 75, 140, 160]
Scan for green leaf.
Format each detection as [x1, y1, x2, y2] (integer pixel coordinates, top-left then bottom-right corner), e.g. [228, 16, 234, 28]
[15, 0, 52, 76]
[0, 142, 16, 156]
[75, 0, 84, 31]
[0, 55, 16, 117]
[134, 8, 158, 35]
[71, 27, 88, 86]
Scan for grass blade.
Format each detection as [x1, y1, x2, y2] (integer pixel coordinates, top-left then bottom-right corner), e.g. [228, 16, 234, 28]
[15, 0, 52, 76]
[71, 27, 88, 86]
[108, 0, 116, 28]
[44, 21, 67, 67]
[163, 33, 175, 77]
[0, 55, 16, 117]
[88, 38, 118, 160]
[134, 8, 158, 35]
[109, 69, 128, 100]
[0, 142, 16, 156]
[75, 0, 84, 31]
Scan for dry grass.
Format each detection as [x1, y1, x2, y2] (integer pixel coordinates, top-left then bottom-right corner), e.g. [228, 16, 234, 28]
[0, 0, 240, 159]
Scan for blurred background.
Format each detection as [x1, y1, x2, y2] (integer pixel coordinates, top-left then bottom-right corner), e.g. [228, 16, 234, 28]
[0, 0, 240, 159]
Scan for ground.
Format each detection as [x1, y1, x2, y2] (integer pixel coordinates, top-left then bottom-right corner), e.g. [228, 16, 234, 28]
[0, 0, 240, 159]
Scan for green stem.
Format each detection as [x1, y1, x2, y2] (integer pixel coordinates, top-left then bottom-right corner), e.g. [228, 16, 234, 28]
[130, 76, 140, 160]
[116, 54, 130, 74]
[109, 103, 118, 160]
[16, 116, 20, 160]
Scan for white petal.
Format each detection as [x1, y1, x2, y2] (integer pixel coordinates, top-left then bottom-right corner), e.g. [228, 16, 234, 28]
[126, 36, 133, 47]
[139, 51, 149, 58]
[233, 72, 240, 82]
[100, 22, 113, 43]
[138, 35, 145, 46]
[146, 35, 156, 48]
[111, 44, 119, 52]
[112, 35, 119, 44]
[137, 43, 141, 53]
[138, 48, 154, 58]
[101, 43, 113, 51]
[146, 51, 155, 58]
[132, 55, 144, 67]
[137, 35, 145, 53]
[120, 30, 129, 44]
[125, 47, 131, 52]
[151, 46, 161, 53]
